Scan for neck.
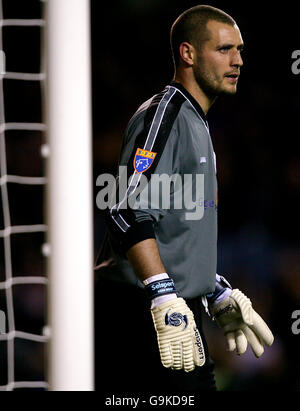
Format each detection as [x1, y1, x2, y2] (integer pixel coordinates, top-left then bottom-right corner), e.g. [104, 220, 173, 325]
[173, 72, 217, 115]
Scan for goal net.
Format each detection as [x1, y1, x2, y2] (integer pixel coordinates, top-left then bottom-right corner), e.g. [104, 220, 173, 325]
[0, 0, 48, 391]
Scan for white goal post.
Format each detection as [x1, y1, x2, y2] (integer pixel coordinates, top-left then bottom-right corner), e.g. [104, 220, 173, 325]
[45, 0, 94, 391]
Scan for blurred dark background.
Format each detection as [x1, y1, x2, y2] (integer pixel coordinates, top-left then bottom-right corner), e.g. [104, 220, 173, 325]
[0, 0, 299, 391]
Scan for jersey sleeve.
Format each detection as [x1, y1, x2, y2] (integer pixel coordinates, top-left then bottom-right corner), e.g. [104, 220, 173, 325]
[105, 86, 185, 254]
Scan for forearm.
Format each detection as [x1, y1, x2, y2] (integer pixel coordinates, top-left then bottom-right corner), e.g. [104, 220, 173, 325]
[126, 238, 166, 282]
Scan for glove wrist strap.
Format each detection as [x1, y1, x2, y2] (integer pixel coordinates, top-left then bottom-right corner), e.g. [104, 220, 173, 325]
[206, 274, 232, 305]
[143, 273, 177, 299]
[143, 273, 177, 308]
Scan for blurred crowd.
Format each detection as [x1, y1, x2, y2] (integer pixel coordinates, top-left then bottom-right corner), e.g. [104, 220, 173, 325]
[0, 0, 299, 391]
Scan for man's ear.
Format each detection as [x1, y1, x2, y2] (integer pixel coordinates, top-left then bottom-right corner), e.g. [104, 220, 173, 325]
[179, 42, 195, 66]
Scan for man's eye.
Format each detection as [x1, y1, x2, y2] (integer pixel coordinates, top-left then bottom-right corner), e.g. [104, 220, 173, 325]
[219, 47, 230, 53]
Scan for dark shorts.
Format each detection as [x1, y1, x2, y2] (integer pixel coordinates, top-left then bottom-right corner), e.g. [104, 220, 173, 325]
[95, 275, 217, 394]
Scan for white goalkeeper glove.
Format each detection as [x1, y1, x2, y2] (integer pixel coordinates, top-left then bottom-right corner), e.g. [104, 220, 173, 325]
[144, 273, 206, 372]
[207, 275, 274, 357]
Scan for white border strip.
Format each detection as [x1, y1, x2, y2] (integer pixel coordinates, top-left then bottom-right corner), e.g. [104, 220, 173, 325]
[3, 72, 46, 81]
[0, 175, 46, 185]
[0, 123, 46, 133]
[0, 19, 44, 27]
[0, 225, 47, 238]
[0, 276, 48, 290]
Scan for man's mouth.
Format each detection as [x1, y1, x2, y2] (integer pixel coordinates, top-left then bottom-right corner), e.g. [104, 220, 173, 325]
[224, 73, 239, 83]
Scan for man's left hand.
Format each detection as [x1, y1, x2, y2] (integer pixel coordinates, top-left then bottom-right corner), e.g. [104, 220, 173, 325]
[209, 288, 274, 357]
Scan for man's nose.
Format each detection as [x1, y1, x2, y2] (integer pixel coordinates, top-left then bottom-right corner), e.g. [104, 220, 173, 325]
[231, 50, 243, 67]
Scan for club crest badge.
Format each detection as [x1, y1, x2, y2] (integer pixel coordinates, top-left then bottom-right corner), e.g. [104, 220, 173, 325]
[134, 148, 157, 173]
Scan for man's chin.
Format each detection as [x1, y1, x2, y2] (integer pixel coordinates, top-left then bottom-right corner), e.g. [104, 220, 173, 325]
[221, 86, 238, 96]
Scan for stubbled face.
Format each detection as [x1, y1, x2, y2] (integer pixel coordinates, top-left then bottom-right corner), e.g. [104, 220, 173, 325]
[193, 20, 244, 97]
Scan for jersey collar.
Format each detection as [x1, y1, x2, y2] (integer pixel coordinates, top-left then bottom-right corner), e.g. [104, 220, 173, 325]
[169, 81, 208, 127]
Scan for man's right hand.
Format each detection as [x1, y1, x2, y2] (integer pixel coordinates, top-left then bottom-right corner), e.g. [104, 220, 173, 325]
[151, 297, 206, 372]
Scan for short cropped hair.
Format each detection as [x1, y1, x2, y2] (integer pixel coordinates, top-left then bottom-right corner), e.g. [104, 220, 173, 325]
[170, 5, 236, 67]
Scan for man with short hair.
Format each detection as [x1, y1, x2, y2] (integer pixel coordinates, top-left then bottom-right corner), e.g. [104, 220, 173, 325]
[95, 5, 273, 392]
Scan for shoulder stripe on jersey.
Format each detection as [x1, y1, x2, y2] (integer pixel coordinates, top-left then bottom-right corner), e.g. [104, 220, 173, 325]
[110, 87, 185, 232]
[143, 87, 176, 151]
[169, 85, 210, 134]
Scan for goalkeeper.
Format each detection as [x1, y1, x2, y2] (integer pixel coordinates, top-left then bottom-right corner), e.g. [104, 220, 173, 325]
[95, 5, 273, 392]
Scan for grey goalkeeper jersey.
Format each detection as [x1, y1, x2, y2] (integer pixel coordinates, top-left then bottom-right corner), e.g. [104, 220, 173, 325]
[97, 81, 218, 299]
